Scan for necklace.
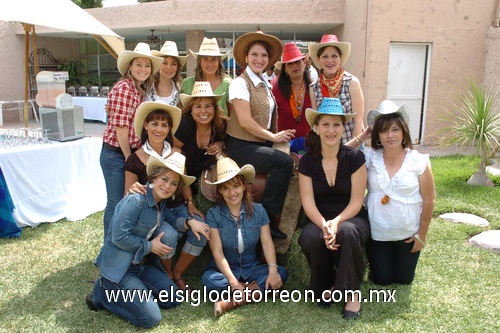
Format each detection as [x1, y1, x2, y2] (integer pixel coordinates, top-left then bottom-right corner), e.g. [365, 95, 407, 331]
[290, 81, 305, 122]
[381, 149, 406, 205]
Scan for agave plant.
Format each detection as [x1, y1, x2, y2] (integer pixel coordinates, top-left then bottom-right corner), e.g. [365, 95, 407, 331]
[440, 80, 500, 187]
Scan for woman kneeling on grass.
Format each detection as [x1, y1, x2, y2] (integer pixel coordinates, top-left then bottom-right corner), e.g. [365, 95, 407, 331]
[86, 152, 196, 328]
[201, 156, 288, 317]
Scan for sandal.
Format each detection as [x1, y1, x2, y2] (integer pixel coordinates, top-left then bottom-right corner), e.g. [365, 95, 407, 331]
[342, 308, 361, 320]
[174, 277, 194, 292]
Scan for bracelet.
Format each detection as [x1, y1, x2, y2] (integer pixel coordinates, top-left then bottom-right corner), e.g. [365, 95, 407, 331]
[185, 197, 194, 205]
[268, 263, 279, 269]
[354, 136, 362, 146]
[413, 233, 426, 247]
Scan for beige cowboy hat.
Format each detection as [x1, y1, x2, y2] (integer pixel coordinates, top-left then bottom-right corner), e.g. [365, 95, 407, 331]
[367, 100, 410, 128]
[134, 101, 182, 138]
[146, 152, 196, 186]
[179, 81, 225, 107]
[190, 37, 229, 59]
[205, 156, 255, 185]
[305, 97, 356, 128]
[151, 41, 188, 67]
[117, 42, 164, 76]
[233, 31, 283, 71]
[308, 34, 351, 69]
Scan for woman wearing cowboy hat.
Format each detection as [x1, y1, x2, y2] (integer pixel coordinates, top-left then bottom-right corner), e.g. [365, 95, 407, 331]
[226, 30, 295, 239]
[181, 37, 232, 116]
[201, 156, 288, 317]
[124, 100, 210, 292]
[100, 42, 164, 236]
[347, 100, 435, 286]
[309, 34, 364, 144]
[298, 98, 370, 320]
[147, 41, 188, 106]
[86, 153, 196, 328]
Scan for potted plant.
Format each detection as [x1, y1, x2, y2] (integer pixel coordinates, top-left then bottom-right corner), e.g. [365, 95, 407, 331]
[439, 79, 500, 187]
[58, 58, 85, 87]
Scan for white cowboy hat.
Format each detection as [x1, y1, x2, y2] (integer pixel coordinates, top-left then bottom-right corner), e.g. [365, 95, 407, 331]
[305, 97, 356, 128]
[151, 41, 188, 67]
[189, 37, 228, 59]
[233, 31, 283, 71]
[179, 81, 224, 107]
[146, 152, 196, 186]
[205, 156, 255, 185]
[133, 101, 182, 138]
[117, 42, 164, 76]
[367, 100, 410, 128]
[308, 34, 351, 69]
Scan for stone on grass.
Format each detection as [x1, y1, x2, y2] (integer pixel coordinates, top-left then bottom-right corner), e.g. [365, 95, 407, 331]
[468, 230, 500, 254]
[439, 213, 489, 227]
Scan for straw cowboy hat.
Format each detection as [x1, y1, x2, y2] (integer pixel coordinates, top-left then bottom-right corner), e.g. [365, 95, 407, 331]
[367, 100, 410, 128]
[146, 152, 196, 186]
[117, 42, 164, 76]
[190, 37, 229, 59]
[308, 34, 351, 69]
[233, 31, 283, 71]
[305, 97, 356, 128]
[204, 156, 255, 185]
[179, 81, 225, 107]
[151, 41, 188, 67]
[134, 101, 182, 138]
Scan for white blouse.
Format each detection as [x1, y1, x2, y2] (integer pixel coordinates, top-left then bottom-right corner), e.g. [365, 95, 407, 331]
[364, 148, 430, 241]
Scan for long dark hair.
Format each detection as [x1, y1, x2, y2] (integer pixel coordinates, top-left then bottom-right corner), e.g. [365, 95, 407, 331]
[215, 175, 254, 217]
[371, 113, 413, 150]
[140, 109, 174, 146]
[305, 114, 347, 158]
[277, 60, 312, 100]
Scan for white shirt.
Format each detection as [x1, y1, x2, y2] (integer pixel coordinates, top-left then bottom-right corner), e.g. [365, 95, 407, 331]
[229, 66, 275, 129]
[146, 79, 179, 106]
[309, 66, 318, 83]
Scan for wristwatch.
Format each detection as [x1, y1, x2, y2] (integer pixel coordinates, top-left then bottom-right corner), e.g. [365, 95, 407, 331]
[413, 233, 426, 247]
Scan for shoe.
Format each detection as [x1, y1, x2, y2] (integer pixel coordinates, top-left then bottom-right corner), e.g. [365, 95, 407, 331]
[85, 293, 98, 312]
[342, 308, 361, 320]
[174, 277, 194, 292]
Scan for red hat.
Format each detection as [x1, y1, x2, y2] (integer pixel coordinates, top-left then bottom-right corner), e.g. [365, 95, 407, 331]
[281, 42, 306, 64]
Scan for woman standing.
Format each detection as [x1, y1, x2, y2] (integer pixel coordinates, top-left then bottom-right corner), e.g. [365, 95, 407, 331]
[147, 41, 188, 106]
[298, 97, 370, 320]
[355, 100, 435, 285]
[181, 37, 232, 115]
[100, 42, 163, 236]
[226, 30, 295, 239]
[309, 34, 364, 143]
[201, 156, 288, 317]
[86, 153, 196, 328]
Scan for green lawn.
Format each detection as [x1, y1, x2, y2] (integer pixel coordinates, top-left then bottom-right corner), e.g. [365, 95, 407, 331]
[1, 154, 499, 333]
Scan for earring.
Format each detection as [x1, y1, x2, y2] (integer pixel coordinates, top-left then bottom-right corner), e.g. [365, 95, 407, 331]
[127, 70, 132, 76]
[312, 126, 317, 133]
[172, 193, 176, 200]
[402, 138, 406, 145]
[148, 183, 154, 189]
[376, 140, 382, 147]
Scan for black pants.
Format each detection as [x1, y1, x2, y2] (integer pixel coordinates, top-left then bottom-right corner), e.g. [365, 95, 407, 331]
[366, 238, 420, 285]
[298, 216, 370, 299]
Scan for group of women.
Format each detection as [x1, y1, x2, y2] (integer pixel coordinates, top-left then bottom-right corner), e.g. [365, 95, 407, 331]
[89, 31, 435, 327]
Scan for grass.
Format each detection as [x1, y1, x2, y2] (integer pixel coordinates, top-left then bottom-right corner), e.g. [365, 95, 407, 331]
[1, 155, 499, 332]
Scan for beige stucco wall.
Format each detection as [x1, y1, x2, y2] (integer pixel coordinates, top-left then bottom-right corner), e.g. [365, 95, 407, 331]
[484, 25, 500, 89]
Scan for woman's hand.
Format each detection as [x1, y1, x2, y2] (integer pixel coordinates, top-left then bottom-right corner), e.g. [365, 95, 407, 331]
[323, 218, 340, 251]
[273, 129, 296, 143]
[187, 202, 205, 220]
[150, 232, 174, 256]
[187, 218, 211, 241]
[128, 182, 147, 195]
[265, 267, 283, 289]
[205, 141, 225, 156]
[405, 233, 426, 253]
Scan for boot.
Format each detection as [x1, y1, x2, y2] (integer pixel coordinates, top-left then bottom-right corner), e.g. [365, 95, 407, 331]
[172, 251, 197, 291]
[269, 214, 287, 239]
[160, 257, 173, 279]
[214, 281, 261, 317]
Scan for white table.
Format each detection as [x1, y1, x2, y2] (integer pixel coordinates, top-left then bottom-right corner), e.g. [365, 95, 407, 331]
[0, 137, 106, 227]
[73, 96, 108, 123]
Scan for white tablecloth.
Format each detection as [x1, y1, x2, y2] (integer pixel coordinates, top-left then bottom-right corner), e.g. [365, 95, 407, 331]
[0, 137, 106, 227]
[73, 96, 108, 123]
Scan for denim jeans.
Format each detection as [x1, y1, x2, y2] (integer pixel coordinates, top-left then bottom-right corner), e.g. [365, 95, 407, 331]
[100, 147, 125, 237]
[91, 264, 180, 328]
[168, 204, 207, 256]
[226, 137, 294, 215]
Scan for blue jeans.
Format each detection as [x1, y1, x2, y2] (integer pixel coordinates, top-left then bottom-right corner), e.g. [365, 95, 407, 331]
[201, 263, 288, 292]
[100, 147, 125, 237]
[366, 238, 420, 285]
[168, 204, 207, 256]
[226, 137, 294, 215]
[91, 264, 180, 328]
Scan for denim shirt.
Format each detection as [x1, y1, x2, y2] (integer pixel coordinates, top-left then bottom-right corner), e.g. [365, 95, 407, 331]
[94, 184, 178, 284]
[206, 202, 269, 280]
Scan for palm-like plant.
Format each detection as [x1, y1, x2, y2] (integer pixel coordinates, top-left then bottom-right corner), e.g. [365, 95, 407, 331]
[440, 80, 500, 187]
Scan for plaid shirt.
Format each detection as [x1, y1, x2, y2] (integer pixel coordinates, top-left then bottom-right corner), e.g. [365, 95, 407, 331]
[102, 78, 143, 149]
[311, 71, 355, 143]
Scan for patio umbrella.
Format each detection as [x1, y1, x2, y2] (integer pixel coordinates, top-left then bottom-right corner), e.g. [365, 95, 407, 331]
[0, 0, 125, 129]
